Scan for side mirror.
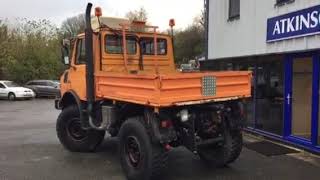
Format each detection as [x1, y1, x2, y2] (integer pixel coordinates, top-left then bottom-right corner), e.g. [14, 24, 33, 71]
[61, 39, 70, 65]
[63, 56, 70, 65]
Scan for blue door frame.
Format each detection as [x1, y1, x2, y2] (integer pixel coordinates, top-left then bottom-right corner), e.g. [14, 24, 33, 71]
[244, 50, 320, 153]
[284, 51, 320, 147]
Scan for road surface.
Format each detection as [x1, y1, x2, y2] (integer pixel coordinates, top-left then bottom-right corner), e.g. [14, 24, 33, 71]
[0, 99, 319, 180]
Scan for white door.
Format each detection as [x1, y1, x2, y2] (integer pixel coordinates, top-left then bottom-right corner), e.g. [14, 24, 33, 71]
[0, 83, 7, 98]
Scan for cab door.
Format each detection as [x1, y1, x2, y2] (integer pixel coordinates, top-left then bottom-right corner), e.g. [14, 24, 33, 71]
[67, 38, 87, 100]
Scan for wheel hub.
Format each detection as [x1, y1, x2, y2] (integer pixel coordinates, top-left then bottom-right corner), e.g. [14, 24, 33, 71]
[125, 136, 141, 167]
[67, 118, 88, 141]
[9, 94, 14, 100]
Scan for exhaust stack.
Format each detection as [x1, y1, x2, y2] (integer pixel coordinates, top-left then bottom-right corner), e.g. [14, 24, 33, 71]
[85, 3, 108, 130]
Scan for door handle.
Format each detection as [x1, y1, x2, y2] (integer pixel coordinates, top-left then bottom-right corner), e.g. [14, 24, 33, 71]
[286, 94, 291, 105]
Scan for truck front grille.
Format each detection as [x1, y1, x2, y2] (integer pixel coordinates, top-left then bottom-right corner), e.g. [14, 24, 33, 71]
[202, 76, 216, 96]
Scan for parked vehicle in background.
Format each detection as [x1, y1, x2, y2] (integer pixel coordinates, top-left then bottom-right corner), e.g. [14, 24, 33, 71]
[25, 80, 60, 98]
[0, 80, 35, 101]
[179, 63, 195, 72]
[179, 60, 199, 72]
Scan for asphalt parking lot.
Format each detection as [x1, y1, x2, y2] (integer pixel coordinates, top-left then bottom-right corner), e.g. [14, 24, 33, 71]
[1, 99, 320, 180]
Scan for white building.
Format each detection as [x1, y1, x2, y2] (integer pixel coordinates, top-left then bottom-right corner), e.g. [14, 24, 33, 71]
[203, 0, 320, 153]
[207, 0, 320, 59]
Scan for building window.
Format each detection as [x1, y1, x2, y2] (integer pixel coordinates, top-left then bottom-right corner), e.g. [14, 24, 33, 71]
[229, 0, 240, 20]
[217, 55, 285, 136]
[275, 0, 295, 6]
[255, 59, 284, 136]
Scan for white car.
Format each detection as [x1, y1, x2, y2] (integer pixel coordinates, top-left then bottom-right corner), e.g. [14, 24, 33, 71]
[0, 80, 35, 100]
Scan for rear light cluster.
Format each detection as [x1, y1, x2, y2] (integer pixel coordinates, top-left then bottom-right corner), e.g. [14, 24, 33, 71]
[160, 120, 173, 128]
[24, 90, 32, 93]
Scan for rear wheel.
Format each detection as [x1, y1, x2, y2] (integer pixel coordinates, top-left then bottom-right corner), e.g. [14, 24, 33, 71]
[8, 93, 15, 101]
[119, 117, 168, 180]
[198, 129, 243, 167]
[56, 105, 105, 152]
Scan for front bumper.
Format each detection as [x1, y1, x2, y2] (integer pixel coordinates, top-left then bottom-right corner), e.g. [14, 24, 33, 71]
[15, 92, 35, 98]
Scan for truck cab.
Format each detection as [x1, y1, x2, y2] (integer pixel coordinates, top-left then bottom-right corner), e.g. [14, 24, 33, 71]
[59, 18, 177, 102]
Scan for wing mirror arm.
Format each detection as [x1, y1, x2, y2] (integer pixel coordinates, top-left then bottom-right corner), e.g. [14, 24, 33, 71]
[70, 64, 77, 70]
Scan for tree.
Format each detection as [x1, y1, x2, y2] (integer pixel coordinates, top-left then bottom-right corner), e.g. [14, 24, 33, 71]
[173, 14, 205, 65]
[60, 14, 85, 38]
[0, 19, 64, 83]
[125, 7, 148, 22]
[0, 20, 9, 78]
[193, 10, 205, 28]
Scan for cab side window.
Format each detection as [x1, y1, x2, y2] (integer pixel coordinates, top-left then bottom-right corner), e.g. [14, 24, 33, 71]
[26, 82, 35, 86]
[37, 82, 46, 86]
[0, 83, 5, 89]
[75, 39, 86, 64]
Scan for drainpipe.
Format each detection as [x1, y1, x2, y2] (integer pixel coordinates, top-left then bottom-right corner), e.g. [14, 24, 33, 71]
[204, 0, 209, 61]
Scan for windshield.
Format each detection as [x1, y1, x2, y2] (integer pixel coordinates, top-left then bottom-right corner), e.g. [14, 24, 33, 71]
[3, 81, 20, 87]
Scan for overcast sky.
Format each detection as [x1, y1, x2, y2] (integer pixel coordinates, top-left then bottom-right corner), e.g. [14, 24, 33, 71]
[0, 0, 203, 30]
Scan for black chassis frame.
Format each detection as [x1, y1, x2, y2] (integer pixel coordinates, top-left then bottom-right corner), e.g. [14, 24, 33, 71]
[56, 89, 243, 152]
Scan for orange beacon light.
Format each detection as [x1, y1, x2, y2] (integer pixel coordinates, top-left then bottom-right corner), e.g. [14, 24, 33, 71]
[95, 7, 102, 17]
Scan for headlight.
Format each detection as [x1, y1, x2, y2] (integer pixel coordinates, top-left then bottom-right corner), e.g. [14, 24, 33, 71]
[23, 89, 32, 93]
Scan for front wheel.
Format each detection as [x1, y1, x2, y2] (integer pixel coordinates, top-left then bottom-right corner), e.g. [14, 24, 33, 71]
[119, 117, 168, 180]
[8, 93, 16, 101]
[198, 129, 243, 167]
[56, 105, 105, 152]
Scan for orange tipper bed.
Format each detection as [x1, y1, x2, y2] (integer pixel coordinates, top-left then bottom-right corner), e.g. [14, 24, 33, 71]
[59, 16, 252, 108]
[90, 21, 252, 107]
[95, 71, 252, 107]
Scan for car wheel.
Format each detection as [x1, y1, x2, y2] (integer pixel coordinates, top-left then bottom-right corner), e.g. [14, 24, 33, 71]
[8, 93, 16, 101]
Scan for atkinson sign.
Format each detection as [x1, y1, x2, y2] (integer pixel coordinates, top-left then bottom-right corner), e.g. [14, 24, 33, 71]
[267, 5, 320, 42]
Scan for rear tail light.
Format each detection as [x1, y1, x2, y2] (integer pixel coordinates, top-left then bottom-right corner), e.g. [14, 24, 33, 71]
[164, 144, 172, 151]
[161, 120, 173, 128]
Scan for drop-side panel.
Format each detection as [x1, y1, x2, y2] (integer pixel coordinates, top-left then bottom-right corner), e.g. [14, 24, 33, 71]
[159, 72, 251, 106]
[95, 71, 251, 107]
[96, 72, 160, 105]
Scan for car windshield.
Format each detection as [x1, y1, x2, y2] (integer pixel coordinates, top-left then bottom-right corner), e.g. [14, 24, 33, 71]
[3, 81, 20, 87]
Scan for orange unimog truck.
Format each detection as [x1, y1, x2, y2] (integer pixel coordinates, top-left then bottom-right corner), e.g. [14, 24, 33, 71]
[55, 3, 251, 180]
